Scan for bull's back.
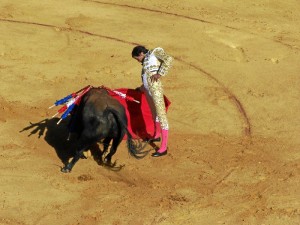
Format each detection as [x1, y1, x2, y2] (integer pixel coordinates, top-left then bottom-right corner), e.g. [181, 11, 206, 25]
[85, 88, 125, 112]
[81, 88, 127, 125]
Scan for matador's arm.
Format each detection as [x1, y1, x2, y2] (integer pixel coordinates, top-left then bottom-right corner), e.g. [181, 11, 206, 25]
[152, 47, 173, 76]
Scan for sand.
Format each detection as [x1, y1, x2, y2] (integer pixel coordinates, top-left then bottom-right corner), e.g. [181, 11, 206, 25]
[0, 0, 300, 224]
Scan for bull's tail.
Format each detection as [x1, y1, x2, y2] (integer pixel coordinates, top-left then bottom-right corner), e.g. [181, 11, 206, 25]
[105, 107, 149, 159]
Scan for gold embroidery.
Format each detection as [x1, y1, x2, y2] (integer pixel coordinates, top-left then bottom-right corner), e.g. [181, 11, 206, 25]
[143, 47, 173, 77]
[152, 47, 173, 76]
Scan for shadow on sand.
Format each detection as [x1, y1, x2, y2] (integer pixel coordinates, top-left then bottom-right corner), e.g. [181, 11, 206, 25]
[19, 118, 153, 171]
[19, 118, 78, 164]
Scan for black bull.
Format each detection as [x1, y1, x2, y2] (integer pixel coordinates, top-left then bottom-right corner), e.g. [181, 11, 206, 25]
[61, 87, 148, 173]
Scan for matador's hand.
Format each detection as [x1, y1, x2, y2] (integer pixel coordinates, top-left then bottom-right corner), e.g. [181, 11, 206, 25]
[150, 74, 161, 82]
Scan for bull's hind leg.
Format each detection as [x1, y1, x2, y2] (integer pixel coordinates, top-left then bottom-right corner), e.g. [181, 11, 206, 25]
[104, 136, 122, 165]
[102, 137, 112, 156]
[93, 137, 112, 165]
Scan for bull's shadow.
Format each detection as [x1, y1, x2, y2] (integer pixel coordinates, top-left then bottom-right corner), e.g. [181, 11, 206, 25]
[20, 118, 82, 164]
[20, 118, 153, 169]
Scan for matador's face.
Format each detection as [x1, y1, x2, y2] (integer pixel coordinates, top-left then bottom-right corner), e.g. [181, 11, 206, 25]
[133, 52, 145, 63]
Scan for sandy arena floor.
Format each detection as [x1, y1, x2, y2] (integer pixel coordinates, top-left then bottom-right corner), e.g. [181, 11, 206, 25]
[0, 0, 300, 224]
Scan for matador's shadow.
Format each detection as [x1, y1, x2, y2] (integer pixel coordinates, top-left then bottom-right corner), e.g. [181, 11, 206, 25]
[19, 118, 83, 164]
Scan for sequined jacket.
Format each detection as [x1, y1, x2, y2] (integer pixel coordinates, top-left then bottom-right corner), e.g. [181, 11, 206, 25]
[142, 47, 173, 78]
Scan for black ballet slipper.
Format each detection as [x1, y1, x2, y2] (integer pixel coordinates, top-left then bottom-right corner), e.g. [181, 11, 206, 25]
[151, 150, 167, 157]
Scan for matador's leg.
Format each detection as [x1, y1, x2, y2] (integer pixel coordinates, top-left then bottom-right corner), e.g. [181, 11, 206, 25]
[148, 79, 169, 155]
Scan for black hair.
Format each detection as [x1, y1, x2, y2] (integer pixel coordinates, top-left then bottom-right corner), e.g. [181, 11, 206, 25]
[131, 45, 149, 57]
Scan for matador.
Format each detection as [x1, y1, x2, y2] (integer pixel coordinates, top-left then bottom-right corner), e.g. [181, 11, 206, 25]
[132, 45, 173, 157]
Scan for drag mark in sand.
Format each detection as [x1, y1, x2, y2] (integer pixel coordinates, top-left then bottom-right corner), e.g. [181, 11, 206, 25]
[0, 18, 140, 46]
[0, 18, 251, 137]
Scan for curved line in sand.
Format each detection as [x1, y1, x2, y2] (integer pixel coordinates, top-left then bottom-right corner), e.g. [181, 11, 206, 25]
[175, 58, 251, 137]
[0, 18, 251, 137]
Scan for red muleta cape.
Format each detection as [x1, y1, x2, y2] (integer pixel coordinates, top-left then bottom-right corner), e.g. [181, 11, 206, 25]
[109, 88, 171, 140]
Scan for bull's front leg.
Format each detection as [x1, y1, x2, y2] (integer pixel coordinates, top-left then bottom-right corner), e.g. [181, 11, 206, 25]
[61, 143, 89, 173]
[61, 150, 83, 173]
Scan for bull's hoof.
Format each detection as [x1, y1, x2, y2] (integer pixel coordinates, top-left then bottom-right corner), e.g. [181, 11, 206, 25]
[104, 157, 117, 167]
[61, 166, 71, 173]
[103, 158, 112, 165]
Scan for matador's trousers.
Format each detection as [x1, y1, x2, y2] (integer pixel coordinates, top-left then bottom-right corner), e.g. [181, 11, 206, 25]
[144, 77, 169, 130]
